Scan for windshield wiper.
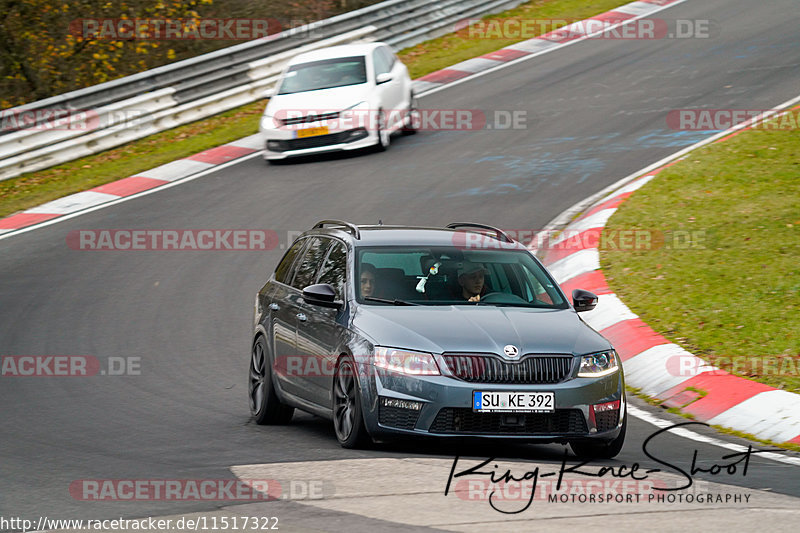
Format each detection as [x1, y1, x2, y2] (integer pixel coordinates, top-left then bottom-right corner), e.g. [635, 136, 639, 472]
[363, 296, 419, 306]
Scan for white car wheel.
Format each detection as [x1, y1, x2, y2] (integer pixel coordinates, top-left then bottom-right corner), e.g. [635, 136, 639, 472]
[375, 109, 390, 152]
[403, 93, 419, 135]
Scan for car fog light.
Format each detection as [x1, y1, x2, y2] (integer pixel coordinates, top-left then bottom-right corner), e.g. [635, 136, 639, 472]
[346, 128, 368, 142]
[592, 400, 620, 413]
[590, 400, 621, 433]
[266, 140, 285, 152]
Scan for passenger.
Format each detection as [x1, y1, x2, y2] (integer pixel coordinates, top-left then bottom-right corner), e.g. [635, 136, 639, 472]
[360, 263, 378, 298]
[337, 68, 360, 86]
[456, 262, 488, 302]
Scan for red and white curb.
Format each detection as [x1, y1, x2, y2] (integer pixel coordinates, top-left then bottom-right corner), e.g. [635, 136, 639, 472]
[535, 101, 800, 445]
[413, 0, 687, 95]
[0, 0, 692, 239]
[0, 135, 263, 237]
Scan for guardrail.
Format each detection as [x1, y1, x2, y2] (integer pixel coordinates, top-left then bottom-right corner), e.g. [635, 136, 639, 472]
[0, 0, 525, 181]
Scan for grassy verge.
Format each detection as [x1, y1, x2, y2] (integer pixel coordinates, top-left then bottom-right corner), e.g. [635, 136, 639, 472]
[602, 115, 800, 395]
[398, 0, 629, 79]
[0, 0, 629, 219]
[0, 101, 266, 218]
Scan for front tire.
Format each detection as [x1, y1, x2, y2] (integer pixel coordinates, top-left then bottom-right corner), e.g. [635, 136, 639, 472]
[332, 355, 370, 448]
[373, 109, 390, 152]
[402, 92, 419, 135]
[249, 336, 294, 424]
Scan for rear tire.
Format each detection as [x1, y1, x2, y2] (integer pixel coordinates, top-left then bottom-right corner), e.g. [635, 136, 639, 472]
[249, 336, 294, 425]
[332, 355, 370, 448]
[570, 405, 626, 459]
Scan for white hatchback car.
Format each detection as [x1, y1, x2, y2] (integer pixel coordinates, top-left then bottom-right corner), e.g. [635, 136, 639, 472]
[259, 42, 416, 161]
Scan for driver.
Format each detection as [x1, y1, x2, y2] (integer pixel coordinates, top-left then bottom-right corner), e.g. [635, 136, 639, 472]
[457, 262, 488, 302]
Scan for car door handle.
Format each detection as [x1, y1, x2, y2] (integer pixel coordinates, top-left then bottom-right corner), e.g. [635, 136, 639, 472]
[269, 303, 279, 311]
[296, 313, 307, 322]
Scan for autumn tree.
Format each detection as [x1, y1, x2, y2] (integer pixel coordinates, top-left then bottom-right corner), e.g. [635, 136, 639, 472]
[0, 0, 383, 109]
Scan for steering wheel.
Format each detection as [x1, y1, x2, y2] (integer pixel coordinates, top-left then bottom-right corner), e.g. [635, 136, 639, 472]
[478, 292, 528, 304]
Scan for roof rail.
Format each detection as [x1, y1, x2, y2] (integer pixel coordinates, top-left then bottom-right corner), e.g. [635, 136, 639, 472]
[446, 222, 513, 243]
[313, 220, 361, 239]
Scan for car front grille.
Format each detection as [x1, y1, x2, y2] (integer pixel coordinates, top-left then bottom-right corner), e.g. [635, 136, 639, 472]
[285, 130, 352, 150]
[280, 112, 340, 126]
[595, 410, 620, 432]
[378, 404, 421, 430]
[442, 354, 573, 384]
[268, 129, 368, 152]
[429, 408, 587, 435]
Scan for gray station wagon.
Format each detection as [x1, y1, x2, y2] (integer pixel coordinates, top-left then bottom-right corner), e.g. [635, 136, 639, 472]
[249, 221, 626, 457]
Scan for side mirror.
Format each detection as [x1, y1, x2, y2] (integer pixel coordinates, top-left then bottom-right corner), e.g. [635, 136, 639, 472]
[263, 87, 276, 98]
[375, 73, 393, 85]
[302, 283, 343, 310]
[572, 289, 598, 313]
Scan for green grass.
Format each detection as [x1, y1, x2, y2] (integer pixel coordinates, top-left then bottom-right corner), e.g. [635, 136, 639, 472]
[602, 114, 800, 394]
[398, 0, 630, 79]
[0, 0, 630, 219]
[626, 385, 661, 406]
[685, 386, 708, 398]
[710, 425, 800, 453]
[665, 407, 694, 419]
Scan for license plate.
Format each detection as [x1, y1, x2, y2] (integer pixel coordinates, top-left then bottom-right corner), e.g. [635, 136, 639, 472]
[473, 391, 554, 413]
[296, 126, 329, 138]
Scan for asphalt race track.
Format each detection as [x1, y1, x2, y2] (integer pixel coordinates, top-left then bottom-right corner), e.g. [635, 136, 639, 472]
[2, 0, 799, 527]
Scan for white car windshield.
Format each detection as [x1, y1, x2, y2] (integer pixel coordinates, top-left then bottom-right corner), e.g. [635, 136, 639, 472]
[278, 56, 368, 95]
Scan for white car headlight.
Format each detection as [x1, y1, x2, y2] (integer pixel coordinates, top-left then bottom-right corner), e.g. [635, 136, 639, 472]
[374, 347, 440, 376]
[337, 101, 369, 130]
[260, 109, 279, 131]
[578, 350, 619, 377]
[346, 100, 369, 111]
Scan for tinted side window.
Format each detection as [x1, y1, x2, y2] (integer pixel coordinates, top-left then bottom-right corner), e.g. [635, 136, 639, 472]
[372, 49, 391, 77]
[381, 47, 396, 70]
[291, 237, 331, 290]
[316, 241, 347, 300]
[275, 238, 306, 284]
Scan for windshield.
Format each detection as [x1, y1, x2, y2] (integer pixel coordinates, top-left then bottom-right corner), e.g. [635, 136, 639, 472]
[356, 246, 568, 308]
[277, 56, 367, 95]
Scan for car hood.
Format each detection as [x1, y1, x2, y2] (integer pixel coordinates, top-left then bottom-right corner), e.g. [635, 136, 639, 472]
[352, 305, 611, 356]
[265, 85, 372, 117]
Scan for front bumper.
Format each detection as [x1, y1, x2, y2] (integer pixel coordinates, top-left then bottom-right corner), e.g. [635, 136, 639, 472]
[261, 126, 375, 160]
[358, 359, 625, 442]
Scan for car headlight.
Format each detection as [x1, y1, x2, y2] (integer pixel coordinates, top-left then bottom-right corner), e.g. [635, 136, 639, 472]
[337, 101, 369, 128]
[578, 350, 619, 377]
[346, 100, 368, 111]
[261, 107, 285, 130]
[374, 347, 440, 376]
[259, 113, 274, 131]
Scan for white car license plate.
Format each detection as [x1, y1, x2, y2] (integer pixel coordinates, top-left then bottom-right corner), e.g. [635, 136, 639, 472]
[296, 126, 329, 138]
[473, 391, 555, 413]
